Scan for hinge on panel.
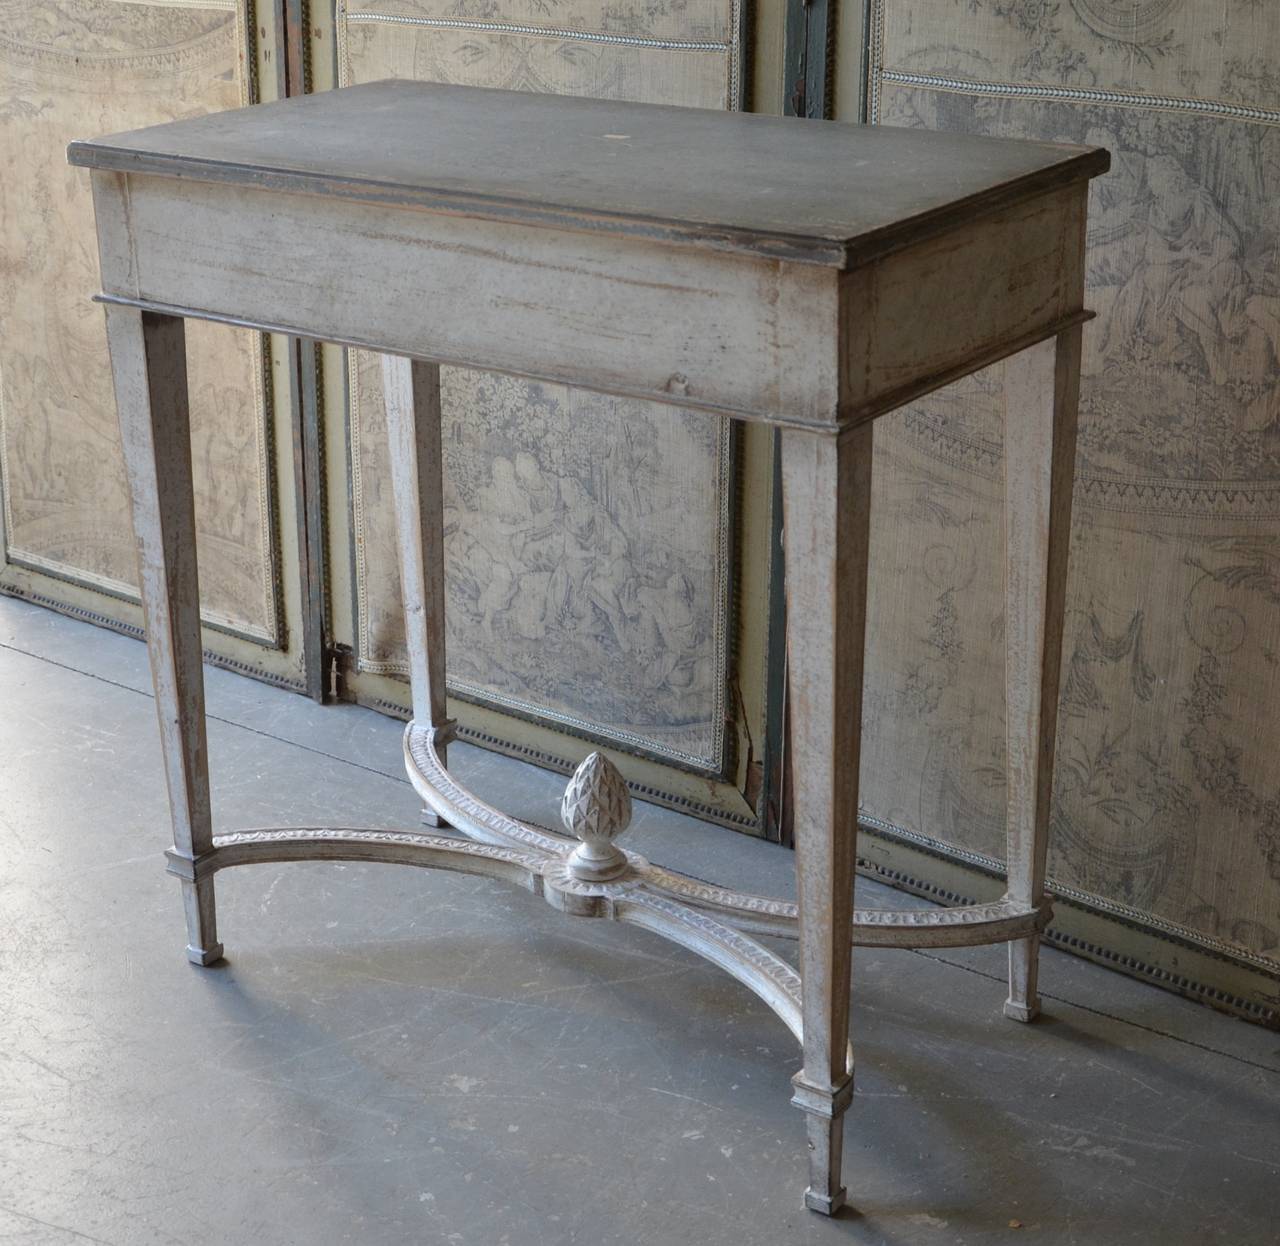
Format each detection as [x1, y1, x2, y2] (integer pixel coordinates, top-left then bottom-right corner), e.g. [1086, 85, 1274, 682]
[790, 76, 806, 116]
[327, 642, 355, 701]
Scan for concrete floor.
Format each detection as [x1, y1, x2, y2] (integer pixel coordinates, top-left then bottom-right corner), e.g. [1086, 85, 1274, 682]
[1, 595, 1277, 1246]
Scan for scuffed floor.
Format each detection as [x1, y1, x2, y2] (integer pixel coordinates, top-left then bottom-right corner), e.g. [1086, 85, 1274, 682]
[1, 594, 1277, 1246]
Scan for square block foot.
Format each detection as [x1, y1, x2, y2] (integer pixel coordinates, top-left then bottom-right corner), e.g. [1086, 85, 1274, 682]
[186, 943, 225, 967]
[1003, 999, 1039, 1023]
[804, 1187, 846, 1216]
[421, 808, 450, 830]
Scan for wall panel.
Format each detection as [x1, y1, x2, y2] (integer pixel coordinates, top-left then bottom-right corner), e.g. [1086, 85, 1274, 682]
[329, 0, 771, 814]
[0, 0, 304, 682]
[852, 0, 1280, 1020]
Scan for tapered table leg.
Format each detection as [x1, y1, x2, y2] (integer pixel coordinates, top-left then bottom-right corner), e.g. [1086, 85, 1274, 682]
[381, 356, 450, 825]
[781, 423, 873, 1215]
[1001, 325, 1082, 1022]
[105, 305, 222, 966]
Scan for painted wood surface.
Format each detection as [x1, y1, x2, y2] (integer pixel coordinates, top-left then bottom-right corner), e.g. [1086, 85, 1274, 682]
[380, 356, 449, 733]
[1002, 327, 1083, 1021]
[84, 163, 1100, 434]
[104, 306, 221, 967]
[89, 171, 844, 428]
[81, 84, 1102, 1214]
[839, 186, 1087, 423]
[69, 79, 1106, 268]
[780, 424, 872, 1213]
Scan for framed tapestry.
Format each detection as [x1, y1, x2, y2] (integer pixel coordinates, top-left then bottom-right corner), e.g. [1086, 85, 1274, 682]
[317, 0, 781, 827]
[0, 0, 308, 687]
[838, 0, 1280, 1022]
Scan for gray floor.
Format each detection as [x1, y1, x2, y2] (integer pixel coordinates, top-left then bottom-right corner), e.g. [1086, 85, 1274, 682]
[0, 596, 1277, 1246]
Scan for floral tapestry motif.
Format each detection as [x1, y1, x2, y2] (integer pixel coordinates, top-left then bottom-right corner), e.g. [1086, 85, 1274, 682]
[340, 0, 738, 769]
[0, 1, 276, 641]
[865, 0, 1280, 966]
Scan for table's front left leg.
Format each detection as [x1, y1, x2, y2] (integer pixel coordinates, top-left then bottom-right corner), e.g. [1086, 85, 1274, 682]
[104, 306, 222, 966]
[782, 423, 873, 1216]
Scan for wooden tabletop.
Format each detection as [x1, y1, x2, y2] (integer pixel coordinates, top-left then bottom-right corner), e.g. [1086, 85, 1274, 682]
[69, 80, 1107, 268]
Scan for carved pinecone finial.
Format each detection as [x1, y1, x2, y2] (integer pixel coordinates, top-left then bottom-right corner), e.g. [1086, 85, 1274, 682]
[562, 751, 632, 882]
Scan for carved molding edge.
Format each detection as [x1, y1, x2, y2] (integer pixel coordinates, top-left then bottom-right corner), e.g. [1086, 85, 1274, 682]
[639, 863, 1049, 947]
[404, 722, 1049, 948]
[175, 724, 1054, 1050]
[166, 823, 806, 1045]
[404, 723, 572, 857]
[615, 889, 804, 1043]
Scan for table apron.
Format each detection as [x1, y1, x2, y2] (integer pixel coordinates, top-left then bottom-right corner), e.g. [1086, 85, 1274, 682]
[91, 170, 1089, 432]
[840, 184, 1088, 424]
[91, 170, 841, 428]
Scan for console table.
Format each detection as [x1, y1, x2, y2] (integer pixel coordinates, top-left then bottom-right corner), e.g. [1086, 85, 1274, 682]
[70, 82, 1107, 1215]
